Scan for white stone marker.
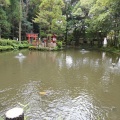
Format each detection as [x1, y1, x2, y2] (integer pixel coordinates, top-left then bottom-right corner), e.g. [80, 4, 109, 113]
[5, 107, 24, 120]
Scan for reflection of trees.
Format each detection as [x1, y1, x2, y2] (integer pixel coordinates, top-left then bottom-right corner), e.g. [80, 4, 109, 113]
[111, 56, 119, 64]
[27, 50, 120, 75]
[105, 52, 120, 64]
[57, 50, 120, 94]
[57, 50, 102, 70]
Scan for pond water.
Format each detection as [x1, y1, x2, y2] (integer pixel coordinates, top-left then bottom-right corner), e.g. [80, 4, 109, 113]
[0, 49, 120, 120]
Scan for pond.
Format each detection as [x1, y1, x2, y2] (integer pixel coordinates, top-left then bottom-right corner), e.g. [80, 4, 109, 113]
[0, 49, 120, 120]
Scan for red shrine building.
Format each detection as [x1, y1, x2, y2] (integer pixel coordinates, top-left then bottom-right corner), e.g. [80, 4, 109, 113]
[26, 33, 57, 47]
[26, 33, 38, 44]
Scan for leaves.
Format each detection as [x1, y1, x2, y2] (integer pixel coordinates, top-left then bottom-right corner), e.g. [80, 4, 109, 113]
[0, 0, 10, 6]
[33, 0, 66, 35]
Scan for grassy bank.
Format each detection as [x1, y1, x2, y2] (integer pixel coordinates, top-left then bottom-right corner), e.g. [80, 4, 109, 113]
[0, 39, 29, 51]
[77, 44, 120, 55]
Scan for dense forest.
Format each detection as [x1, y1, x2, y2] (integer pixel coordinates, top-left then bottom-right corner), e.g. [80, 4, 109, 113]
[0, 0, 120, 47]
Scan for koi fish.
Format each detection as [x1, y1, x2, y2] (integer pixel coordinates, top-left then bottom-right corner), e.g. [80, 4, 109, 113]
[39, 92, 47, 95]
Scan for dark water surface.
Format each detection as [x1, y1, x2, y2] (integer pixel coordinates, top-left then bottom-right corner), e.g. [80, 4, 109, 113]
[0, 49, 120, 120]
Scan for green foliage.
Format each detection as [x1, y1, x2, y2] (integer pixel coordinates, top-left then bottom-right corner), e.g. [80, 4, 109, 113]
[29, 46, 38, 50]
[40, 30, 47, 38]
[19, 43, 29, 49]
[57, 41, 62, 48]
[0, 46, 14, 51]
[12, 43, 19, 50]
[69, 0, 120, 47]
[9, 0, 19, 22]
[0, 0, 120, 49]
[53, 46, 59, 50]
[0, 40, 7, 46]
[33, 0, 66, 35]
[0, 7, 10, 38]
[21, 41, 29, 44]
[0, 0, 10, 6]
[87, 0, 111, 32]
[0, 39, 29, 51]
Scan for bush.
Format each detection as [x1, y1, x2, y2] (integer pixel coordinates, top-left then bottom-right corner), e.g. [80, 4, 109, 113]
[29, 46, 36, 50]
[19, 43, 29, 48]
[7, 40, 14, 46]
[0, 46, 14, 51]
[0, 40, 7, 46]
[57, 41, 62, 48]
[0, 39, 29, 51]
[21, 41, 29, 44]
[12, 43, 19, 50]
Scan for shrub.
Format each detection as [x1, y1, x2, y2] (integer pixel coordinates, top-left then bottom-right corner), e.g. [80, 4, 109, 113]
[0, 39, 29, 51]
[0, 40, 7, 46]
[53, 46, 58, 51]
[19, 43, 29, 49]
[12, 43, 19, 50]
[57, 41, 62, 48]
[29, 46, 36, 50]
[21, 41, 29, 44]
[7, 40, 13, 46]
[0, 46, 14, 51]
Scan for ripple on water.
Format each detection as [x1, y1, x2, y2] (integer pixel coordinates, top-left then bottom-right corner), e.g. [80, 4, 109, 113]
[0, 80, 111, 120]
[0, 87, 17, 117]
[18, 83, 108, 120]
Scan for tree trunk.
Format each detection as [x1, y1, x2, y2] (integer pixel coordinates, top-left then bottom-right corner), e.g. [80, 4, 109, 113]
[19, 0, 22, 43]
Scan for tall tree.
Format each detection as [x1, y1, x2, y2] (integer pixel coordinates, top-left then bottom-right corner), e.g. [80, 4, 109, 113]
[68, 0, 91, 45]
[7, 0, 19, 39]
[33, 0, 66, 37]
[87, 0, 120, 46]
[0, 0, 10, 38]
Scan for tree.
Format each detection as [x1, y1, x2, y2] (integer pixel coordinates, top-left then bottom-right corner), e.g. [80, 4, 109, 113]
[0, 5, 10, 38]
[33, 0, 66, 37]
[87, 0, 120, 47]
[7, 0, 20, 39]
[68, 0, 91, 46]
[0, 0, 10, 5]
[0, 0, 10, 38]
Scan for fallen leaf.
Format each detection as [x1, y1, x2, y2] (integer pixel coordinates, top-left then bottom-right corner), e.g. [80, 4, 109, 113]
[39, 92, 47, 95]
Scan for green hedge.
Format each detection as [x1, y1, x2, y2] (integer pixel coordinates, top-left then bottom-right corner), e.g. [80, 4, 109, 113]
[0, 39, 29, 51]
[0, 46, 14, 51]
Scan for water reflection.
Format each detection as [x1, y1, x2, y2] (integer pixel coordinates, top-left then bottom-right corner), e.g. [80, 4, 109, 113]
[102, 52, 106, 60]
[66, 56, 73, 68]
[18, 80, 107, 120]
[0, 50, 120, 119]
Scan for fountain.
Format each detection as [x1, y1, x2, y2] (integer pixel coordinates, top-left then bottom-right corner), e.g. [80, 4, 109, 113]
[80, 49, 89, 54]
[15, 53, 26, 59]
[15, 53, 26, 63]
[103, 37, 107, 47]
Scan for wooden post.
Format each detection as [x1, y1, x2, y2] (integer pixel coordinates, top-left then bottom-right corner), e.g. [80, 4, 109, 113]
[5, 107, 24, 120]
